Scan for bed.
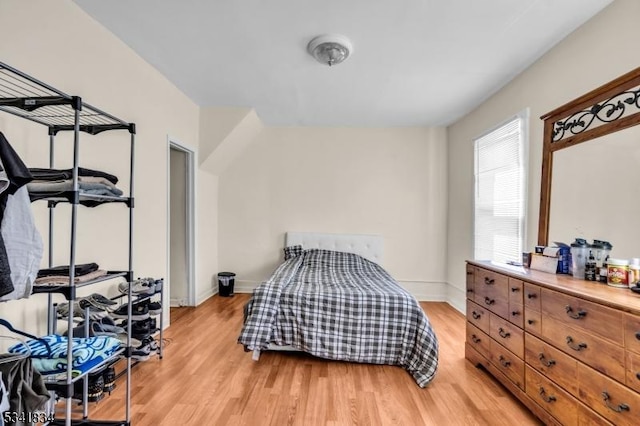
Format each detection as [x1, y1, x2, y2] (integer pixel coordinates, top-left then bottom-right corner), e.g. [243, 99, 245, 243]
[237, 232, 439, 387]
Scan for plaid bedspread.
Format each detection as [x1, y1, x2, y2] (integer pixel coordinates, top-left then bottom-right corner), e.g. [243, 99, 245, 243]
[238, 249, 439, 387]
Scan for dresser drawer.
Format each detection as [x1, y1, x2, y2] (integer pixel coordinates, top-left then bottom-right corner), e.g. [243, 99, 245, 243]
[508, 278, 524, 305]
[525, 333, 578, 396]
[466, 264, 475, 300]
[541, 316, 625, 383]
[466, 322, 490, 359]
[475, 291, 509, 320]
[624, 312, 640, 354]
[465, 342, 488, 370]
[578, 363, 640, 426]
[524, 307, 542, 336]
[474, 268, 509, 302]
[523, 283, 541, 311]
[625, 350, 640, 393]
[508, 303, 524, 328]
[467, 300, 490, 333]
[577, 402, 614, 425]
[490, 339, 524, 390]
[489, 313, 524, 359]
[526, 366, 578, 426]
[541, 288, 624, 345]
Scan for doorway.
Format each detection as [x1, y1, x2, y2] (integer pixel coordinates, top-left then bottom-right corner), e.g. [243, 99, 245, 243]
[168, 139, 195, 307]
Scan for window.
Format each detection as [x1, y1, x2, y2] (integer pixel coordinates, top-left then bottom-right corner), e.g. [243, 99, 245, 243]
[474, 110, 528, 263]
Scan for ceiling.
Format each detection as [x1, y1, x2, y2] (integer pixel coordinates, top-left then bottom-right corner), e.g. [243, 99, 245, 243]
[74, 0, 613, 127]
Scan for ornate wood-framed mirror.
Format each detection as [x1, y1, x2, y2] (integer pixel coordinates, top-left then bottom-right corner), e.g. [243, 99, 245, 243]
[538, 67, 640, 250]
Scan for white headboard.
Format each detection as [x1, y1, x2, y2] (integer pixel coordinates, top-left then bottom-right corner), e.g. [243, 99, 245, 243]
[285, 232, 383, 264]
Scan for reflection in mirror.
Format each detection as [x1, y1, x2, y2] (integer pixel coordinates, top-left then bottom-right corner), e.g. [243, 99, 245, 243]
[549, 125, 640, 259]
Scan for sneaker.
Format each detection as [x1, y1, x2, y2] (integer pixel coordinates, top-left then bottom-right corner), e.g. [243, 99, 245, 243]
[118, 280, 155, 296]
[64, 321, 118, 338]
[147, 301, 162, 315]
[58, 301, 109, 320]
[114, 333, 141, 348]
[131, 342, 151, 361]
[111, 302, 149, 321]
[97, 316, 125, 334]
[132, 321, 151, 340]
[140, 336, 159, 352]
[79, 293, 117, 310]
[102, 366, 116, 393]
[119, 318, 152, 339]
[153, 279, 163, 293]
[73, 373, 104, 403]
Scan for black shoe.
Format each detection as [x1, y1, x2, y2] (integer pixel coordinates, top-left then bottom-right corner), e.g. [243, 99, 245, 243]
[131, 342, 151, 361]
[103, 366, 116, 393]
[118, 317, 153, 339]
[73, 373, 105, 403]
[112, 301, 149, 320]
[148, 301, 162, 315]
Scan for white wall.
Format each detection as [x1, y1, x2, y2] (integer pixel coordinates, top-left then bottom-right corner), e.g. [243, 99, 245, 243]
[446, 0, 640, 308]
[218, 126, 449, 299]
[0, 0, 218, 333]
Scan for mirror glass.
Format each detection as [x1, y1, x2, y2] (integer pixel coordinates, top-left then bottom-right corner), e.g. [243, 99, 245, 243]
[548, 124, 640, 259]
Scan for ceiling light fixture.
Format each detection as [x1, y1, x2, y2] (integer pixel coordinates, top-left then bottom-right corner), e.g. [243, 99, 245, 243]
[307, 35, 353, 67]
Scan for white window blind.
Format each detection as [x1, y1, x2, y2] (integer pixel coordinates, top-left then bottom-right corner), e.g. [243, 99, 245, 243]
[474, 112, 528, 263]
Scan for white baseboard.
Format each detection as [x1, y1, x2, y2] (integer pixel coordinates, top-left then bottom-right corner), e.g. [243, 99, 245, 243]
[234, 280, 261, 294]
[169, 297, 186, 307]
[396, 280, 448, 301]
[196, 288, 216, 305]
[446, 285, 466, 314]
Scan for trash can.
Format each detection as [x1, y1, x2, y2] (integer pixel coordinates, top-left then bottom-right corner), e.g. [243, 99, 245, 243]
[217, 272, 235, 297]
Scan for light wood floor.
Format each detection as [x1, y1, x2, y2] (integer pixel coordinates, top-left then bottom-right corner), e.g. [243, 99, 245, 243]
[77, 294, 542, 425]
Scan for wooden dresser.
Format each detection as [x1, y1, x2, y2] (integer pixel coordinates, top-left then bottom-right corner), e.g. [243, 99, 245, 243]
[465, 260, 640, 426]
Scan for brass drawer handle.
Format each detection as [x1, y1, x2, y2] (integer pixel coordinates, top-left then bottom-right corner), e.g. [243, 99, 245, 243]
[539, 387, 556, 403]
[511, 287, 520, 292]
[471, 334, 481, 344]
[636, 372, 640, 381]
[484, 297, 495, 306]
[472, 311, 482, 320]
[566, 336, 587, 351]
[527, 319, 535, 325]
[635, 331, 640, 341]
[498, 355, 511, 368]
[602, 391, 629, 413]
[511, 311, 520, 317]
[484, 277, 495, 285]
[466, 288, 474, 293]
[466, 271, 473, 276]
[538, 353, 556, 368]
[565, 305, 587, 319]
[527, 293, 537, 299]
[498, 328, 511, 339]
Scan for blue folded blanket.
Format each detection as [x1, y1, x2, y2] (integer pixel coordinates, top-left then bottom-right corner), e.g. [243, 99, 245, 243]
[9, 334, 121, 376]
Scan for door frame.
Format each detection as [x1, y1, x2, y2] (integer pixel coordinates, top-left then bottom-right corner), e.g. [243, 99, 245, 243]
[167, 136, 196, 306]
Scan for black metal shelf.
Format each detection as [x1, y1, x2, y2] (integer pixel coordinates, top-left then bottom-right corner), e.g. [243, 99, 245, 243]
[0, 61, 137, 426]
[0, 62, 134, 135]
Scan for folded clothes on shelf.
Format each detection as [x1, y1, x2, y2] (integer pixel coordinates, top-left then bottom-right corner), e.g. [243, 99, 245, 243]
[28, 167, 119, 185]
[37, 262, 99, 278]
[27, 179, 123, 198]
[34, 269, 108, 286]
[8, 334, 122, 376]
